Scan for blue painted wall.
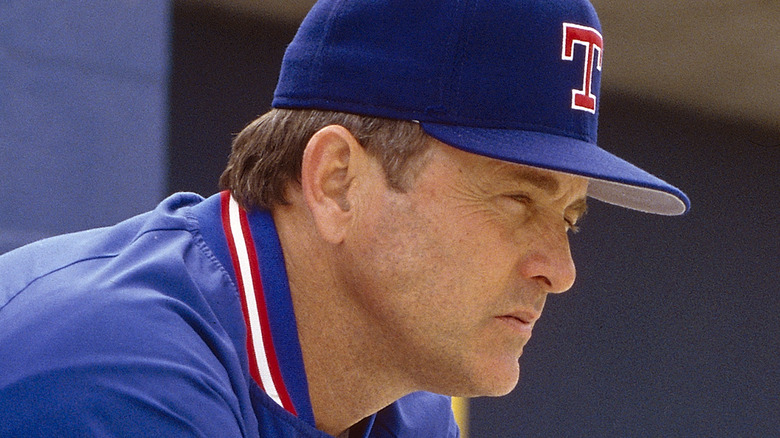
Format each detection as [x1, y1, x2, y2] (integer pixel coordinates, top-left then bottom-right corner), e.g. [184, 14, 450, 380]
[0, 1, 170, 253]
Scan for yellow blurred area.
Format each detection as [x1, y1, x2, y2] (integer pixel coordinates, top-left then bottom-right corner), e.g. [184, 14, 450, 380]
[451, 397, 469, 437]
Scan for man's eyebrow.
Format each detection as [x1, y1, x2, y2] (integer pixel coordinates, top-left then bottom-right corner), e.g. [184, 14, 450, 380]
[506, 166, 560, 194]
[504, 165, 589, 220]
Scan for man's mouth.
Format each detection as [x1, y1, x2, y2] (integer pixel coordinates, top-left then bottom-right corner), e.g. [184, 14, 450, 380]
[496, 311, 537, 335]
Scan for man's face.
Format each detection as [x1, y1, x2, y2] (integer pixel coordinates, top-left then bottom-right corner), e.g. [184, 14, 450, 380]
[338, 139, 588, 397]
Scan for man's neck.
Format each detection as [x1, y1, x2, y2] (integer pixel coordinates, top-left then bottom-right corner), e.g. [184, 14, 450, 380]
[273, 207, 410, 436]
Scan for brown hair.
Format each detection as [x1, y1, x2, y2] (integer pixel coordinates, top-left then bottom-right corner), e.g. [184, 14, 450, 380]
[219, 108, 432, 211]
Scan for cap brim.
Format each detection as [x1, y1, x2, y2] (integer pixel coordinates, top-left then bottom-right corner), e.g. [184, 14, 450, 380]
[420, 122, 690, 215]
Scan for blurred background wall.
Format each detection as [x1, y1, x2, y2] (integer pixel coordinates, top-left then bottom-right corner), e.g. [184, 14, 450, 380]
[0, 1, 170, 253]
[1, 1, 777, 436]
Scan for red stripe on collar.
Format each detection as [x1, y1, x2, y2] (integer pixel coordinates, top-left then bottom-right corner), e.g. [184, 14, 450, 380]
[220, 192, 297, 416]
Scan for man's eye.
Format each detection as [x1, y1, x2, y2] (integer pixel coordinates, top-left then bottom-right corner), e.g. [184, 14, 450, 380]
[508, 194, 531, 204]
[565, 218, 581, 233]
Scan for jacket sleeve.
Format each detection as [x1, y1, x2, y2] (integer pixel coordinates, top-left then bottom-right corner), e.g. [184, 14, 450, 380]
[0, 281, 250, 437]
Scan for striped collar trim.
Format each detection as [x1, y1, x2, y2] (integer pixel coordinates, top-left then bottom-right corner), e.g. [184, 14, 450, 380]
[219, 191, 315, 426]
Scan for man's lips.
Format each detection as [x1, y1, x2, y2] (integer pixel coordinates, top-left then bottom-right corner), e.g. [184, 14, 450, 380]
[496, 310, 540, 335]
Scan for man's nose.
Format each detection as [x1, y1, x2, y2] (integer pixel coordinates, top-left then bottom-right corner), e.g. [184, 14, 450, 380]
[517, 221, 577, 294]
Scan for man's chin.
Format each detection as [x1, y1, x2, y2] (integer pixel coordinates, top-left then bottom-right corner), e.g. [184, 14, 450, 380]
[453, 363, 521, 398]
[484, 354, 522, 395]
[482, 377, 520, 397]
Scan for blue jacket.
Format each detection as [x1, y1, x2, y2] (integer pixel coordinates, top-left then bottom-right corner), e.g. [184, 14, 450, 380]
[0, 192, 459, 437]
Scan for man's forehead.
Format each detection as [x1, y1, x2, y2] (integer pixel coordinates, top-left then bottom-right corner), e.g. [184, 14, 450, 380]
[431, 138, 588, 203]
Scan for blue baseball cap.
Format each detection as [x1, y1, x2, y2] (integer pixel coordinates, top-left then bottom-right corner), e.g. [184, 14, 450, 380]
[273, 0, 690, 215]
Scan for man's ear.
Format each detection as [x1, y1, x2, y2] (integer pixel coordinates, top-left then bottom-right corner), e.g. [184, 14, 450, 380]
[300, 125, 365, 244]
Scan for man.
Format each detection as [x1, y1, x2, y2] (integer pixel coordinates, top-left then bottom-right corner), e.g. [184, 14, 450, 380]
[0, 0, 689, 437]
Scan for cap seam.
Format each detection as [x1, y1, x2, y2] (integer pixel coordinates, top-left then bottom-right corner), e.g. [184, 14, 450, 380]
[450, 0, 481, 119]
[435, 0, 470, 115]
[312, 0, 345, 92]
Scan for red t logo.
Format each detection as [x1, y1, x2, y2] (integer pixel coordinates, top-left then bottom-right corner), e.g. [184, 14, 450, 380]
[562, 23, 603, 113]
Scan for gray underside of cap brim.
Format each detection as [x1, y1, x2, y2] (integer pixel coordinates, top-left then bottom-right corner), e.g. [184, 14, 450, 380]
[587, 178, 687, 215]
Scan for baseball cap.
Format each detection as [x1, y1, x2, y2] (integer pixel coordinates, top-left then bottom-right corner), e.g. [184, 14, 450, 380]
[273, 0, 690, 215]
